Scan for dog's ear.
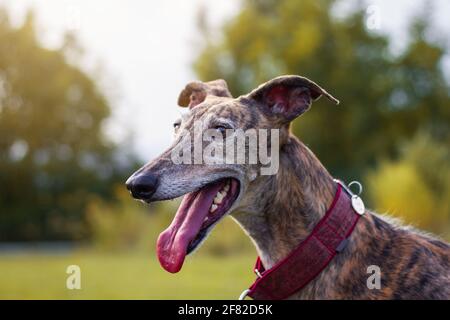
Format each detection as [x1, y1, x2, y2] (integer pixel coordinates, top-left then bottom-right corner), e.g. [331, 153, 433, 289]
[246, 75, 339, 122]
[178, 79, 232, 109]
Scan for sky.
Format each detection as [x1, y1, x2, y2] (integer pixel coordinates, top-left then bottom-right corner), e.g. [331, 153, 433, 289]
[2, 0, 450, 161]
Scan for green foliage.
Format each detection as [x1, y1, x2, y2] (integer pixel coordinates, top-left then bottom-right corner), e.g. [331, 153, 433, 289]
[366, 134, 450, 238]
[86, 186, 180, 252]
[0, 9, 133, 241]
[86, 187, 153, 251]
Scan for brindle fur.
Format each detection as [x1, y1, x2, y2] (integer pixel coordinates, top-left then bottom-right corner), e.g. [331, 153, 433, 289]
[128, 75, 450, 299]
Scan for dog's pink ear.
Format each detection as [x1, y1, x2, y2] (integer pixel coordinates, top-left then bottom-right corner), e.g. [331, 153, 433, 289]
[246, 75, 339, 122]
[178, 79, 232, 109]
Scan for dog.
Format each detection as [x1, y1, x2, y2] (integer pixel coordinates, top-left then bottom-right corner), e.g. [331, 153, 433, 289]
[126, 75, 450, 299]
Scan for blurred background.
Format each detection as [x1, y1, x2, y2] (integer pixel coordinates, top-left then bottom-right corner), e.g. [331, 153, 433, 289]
[0, 0, 449, 299]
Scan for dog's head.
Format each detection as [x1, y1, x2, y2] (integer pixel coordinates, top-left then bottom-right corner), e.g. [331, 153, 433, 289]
[126, 75, 338, 273]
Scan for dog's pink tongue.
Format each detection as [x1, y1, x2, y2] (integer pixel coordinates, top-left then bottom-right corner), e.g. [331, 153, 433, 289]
[156, 183, 221, 273]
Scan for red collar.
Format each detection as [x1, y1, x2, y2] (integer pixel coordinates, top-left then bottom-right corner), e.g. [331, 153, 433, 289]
[243, 180, 364, 300]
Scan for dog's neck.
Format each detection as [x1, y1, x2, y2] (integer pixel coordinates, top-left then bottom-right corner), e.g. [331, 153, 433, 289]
[234, 135, 336, 269]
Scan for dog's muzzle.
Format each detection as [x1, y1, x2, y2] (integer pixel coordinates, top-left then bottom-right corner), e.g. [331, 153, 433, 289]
[126, 173, 158, 201]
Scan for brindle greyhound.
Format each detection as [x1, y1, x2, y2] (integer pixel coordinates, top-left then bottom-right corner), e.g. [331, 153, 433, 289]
[126, 75, 450, 299]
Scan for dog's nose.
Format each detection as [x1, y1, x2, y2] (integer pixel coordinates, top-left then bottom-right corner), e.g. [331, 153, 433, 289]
[126, 174, 158, 200]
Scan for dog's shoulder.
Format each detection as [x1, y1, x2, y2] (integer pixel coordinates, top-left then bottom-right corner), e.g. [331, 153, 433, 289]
[367, 212, 450, 299]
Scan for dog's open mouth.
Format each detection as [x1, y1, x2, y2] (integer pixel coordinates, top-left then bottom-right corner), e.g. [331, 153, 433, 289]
[156, 178, 240, 273]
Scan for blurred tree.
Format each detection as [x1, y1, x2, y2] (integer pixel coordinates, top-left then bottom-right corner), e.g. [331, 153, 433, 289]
[193, 0, 450, 181]
[366, 132, 450, 238]
[0, 9, 131, 241]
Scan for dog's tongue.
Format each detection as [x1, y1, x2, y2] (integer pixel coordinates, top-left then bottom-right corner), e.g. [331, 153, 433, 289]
[156, 182, 222, 273]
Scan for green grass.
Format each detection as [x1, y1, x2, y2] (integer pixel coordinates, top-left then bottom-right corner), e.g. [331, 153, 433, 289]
[0, 251, 256, 299]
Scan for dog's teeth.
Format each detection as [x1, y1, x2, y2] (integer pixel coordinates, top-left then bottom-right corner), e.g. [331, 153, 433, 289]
[212, 183, 230, 207]
[210, 204, 218, 212]
[213, 193, 223, 204]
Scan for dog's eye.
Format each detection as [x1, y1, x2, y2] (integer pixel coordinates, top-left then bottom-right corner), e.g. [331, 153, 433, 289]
[213, 125, 230, 135]
[173, 120, 181, 130]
